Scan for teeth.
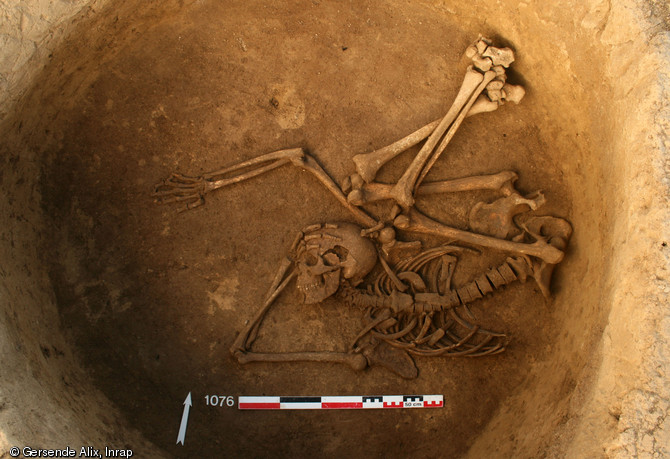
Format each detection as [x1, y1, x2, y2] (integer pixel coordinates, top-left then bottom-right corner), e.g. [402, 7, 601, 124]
[299, 281, 324, 293]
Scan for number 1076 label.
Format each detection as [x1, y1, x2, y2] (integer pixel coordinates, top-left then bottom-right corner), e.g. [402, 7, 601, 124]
[205, 395, 235, 407]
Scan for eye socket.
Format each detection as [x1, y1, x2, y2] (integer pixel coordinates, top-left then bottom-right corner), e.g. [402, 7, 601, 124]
[303, 253, 319, 266]
[323, 246, 349, 266]
[322, 252, 340, 266]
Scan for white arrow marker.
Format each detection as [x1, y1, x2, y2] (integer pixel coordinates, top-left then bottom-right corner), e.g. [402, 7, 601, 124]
[176, 392, 192, 445]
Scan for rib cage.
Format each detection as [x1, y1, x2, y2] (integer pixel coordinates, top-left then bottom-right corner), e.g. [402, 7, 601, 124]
[338, 246, 534, 357]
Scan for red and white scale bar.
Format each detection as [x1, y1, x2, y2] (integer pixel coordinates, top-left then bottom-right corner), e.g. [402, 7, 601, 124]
[238, 395, 443, 410]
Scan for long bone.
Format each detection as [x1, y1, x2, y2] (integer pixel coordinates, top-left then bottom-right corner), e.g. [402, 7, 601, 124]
[389, 67, 494, 209]
[154, 148, 378, 228]
[353, 100, 500, 184]
[412, 71, 498, 192]
[403, 209, 565, 264]
[230, 257, 297, 354]
[156, 151, 564, 264]
[235, 350, 368, 371]
[353, 38, 522, 198]
[230, 247, 370, 372]
[347, 171, 518, 206]
[353, 119, 441, 183]
[154, 148, 305, 210]
[411, 43, 524, 194]
[351, 81, 523, 184]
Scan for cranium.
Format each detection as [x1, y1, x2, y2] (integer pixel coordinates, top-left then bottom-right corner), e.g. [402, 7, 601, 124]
[293, 223, 377, 304]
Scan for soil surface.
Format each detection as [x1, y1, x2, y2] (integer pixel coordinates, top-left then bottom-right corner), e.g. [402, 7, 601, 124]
[36, 1, 571, 457]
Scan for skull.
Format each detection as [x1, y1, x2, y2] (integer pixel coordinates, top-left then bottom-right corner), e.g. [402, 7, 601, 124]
[294, 223, 377, 304]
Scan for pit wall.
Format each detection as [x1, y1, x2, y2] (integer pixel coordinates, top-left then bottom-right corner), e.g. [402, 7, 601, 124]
[0, 0, 105, 121]
[0, 0, 163, 457]
[577, 2, 670, 455]
[0, 0, 668, 457]
[439, 0, 669, 456]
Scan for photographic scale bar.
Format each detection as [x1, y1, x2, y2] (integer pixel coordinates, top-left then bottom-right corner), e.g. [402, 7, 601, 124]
[238, 395, 443, 410]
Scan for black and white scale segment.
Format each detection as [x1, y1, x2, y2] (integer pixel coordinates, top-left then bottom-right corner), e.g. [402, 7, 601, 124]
[238, 395, 443, 410]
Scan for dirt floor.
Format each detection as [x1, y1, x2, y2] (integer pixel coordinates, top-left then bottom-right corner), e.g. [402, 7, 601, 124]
[19, 0, 577, 457]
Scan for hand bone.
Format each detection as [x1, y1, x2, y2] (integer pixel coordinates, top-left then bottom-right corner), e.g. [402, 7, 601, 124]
[153, 148, 305, 212]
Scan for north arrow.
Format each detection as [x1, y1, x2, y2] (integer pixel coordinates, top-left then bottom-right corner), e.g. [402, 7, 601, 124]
[176, 392, 192, 445]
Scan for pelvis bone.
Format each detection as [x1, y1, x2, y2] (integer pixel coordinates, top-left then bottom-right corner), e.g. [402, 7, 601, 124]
[469, 190, 546, 239]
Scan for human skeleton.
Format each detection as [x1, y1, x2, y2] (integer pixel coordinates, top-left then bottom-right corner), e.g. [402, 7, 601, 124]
[154, 37, 572, 378]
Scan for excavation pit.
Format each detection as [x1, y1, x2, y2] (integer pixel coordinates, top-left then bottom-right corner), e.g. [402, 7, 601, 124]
[1, 1, 668, 457]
